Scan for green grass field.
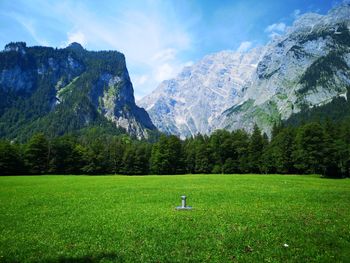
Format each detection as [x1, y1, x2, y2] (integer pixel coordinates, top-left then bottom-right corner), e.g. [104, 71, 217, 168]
[0, 175, 349, 263]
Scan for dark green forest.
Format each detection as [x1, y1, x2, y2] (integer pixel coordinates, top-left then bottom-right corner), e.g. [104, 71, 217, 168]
[1, 41, 349, 178]
[1, 118, 350, 178]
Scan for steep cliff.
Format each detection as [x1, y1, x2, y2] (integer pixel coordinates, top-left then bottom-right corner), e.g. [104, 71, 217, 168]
[139, 48, 265, 137]
[222, 3, 350, 134]
[0, 42, 156, 140]
[140, 4, 350, 137]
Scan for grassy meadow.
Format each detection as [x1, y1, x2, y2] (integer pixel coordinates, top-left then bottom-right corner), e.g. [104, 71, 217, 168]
[0, 175, 349, 262]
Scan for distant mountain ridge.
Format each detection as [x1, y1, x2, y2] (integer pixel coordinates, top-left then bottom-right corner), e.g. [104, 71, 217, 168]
[140, 3, 350, 137]
[0, 42, 156, 141]
[140, 48, 265, 137]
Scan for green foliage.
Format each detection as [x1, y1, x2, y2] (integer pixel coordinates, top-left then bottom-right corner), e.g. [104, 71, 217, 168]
[24, 133, 49, 174]
[194, 137, 212, 173]
[292, 123, 326, 174]
[150, 135, 184, 174]
[120, 142, 150, 175]
[247, 125, 267, 173]
[49, 135, 77, 174]
[287, 87, 350, 126]
[224, 99, 254, 116]
[1, 109, 350, 177]
[262, 127, 296, 174]
[0, 140, 24, 175]
[298, 52, 349, 94]
[209, 130, 233, 169]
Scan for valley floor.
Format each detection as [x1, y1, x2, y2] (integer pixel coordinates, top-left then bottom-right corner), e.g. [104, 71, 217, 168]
[0, 175, 349, 262]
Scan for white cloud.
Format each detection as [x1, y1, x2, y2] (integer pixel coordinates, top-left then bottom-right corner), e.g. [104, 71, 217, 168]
[265, 22, 287, 33]
[292, 9, 301, 18]
[133, 74, 149, 86]
[152, 48, 177, 63]
[3, 1, 194, 99]
[265, 22, 287, 39]
[150, 49, 193, 87]
[268, 32, 282, 39]
[47, 2, 193, 99]
[154, 63, 175, 82]
[237, 41, 253, 53]
[66, 30, 87, 46]
[182, 61, 194, 68]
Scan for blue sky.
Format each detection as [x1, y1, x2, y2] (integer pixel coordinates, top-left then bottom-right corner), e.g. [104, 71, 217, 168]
[0, 0, 340, 99]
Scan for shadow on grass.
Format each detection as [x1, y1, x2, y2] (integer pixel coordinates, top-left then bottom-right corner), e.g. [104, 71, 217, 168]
[0, 252, 123, 263]
[46, 252, 122, 263]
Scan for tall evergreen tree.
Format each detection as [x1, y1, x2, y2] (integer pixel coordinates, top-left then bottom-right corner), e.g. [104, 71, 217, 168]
[292, 122, 326, 174]
[194, 135, 212, 174]
[231, 130, 250, 173]
[0, 141, 24, 175]
[49, 135, 77, 174]
[121, 146, 136, 175]
[248, 125, 265, 173]
[133, 144, 151, 175]
[150, 135, 184, 174]
[108, 137, 125, 174]
[150, 135, 168, 174]
[24, 133, 49, 174]
[183, 137, 196, 173]
[262, 128, 295, 174]
[71, 144, 89, 174]
[210, 130, 233, 173]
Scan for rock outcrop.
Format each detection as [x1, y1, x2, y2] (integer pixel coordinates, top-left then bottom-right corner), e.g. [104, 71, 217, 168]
[0, 42, 156, 140]
[140, 4, 350, 137]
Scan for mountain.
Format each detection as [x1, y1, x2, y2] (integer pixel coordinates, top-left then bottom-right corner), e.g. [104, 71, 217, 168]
[0, 42, 156, 141]
[139, 48, 265, 137]
[140, 3, 350, 137]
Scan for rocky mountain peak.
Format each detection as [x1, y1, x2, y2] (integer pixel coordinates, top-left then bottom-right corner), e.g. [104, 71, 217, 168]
[66, 42, 84, 51]
[290, 3, 350, 33]
[327, 2, 350, 20]
[140, 4, 350, 138]
[139, 47, 264, 138]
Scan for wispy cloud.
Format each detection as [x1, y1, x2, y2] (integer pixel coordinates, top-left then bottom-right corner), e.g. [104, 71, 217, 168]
[265, 22, 287, 33]
[134, 75, 149, 86]
[7, 12, 50, 46]
[65, 30, 87, 47]
[59, 3, 193, 99]
[152, 49, 178, 63]
[0, 0, 336, 99]
[237, 41, 253, 52]
[2, 0, 194, 99]
[149, 48, 193, 84]
[292, 9, 301, 18]
[265, 22, 287, 38]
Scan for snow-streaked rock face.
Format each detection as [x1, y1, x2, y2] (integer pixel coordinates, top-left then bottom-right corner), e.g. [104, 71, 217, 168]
[139, 48, 265, 138]
[140, 3, 350, 137]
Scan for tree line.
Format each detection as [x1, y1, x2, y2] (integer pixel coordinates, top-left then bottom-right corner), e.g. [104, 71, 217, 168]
[1, 120, 349, 178]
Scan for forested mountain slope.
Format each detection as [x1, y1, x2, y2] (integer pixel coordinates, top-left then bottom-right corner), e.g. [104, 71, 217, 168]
[0, 42, 156, 141]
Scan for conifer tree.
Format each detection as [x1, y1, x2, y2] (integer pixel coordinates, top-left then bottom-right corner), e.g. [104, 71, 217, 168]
[24, 133, 49, 174]
[0, 141, 24, 175]
[292, 122, 326, 174]
[248, 124, 264, 173]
